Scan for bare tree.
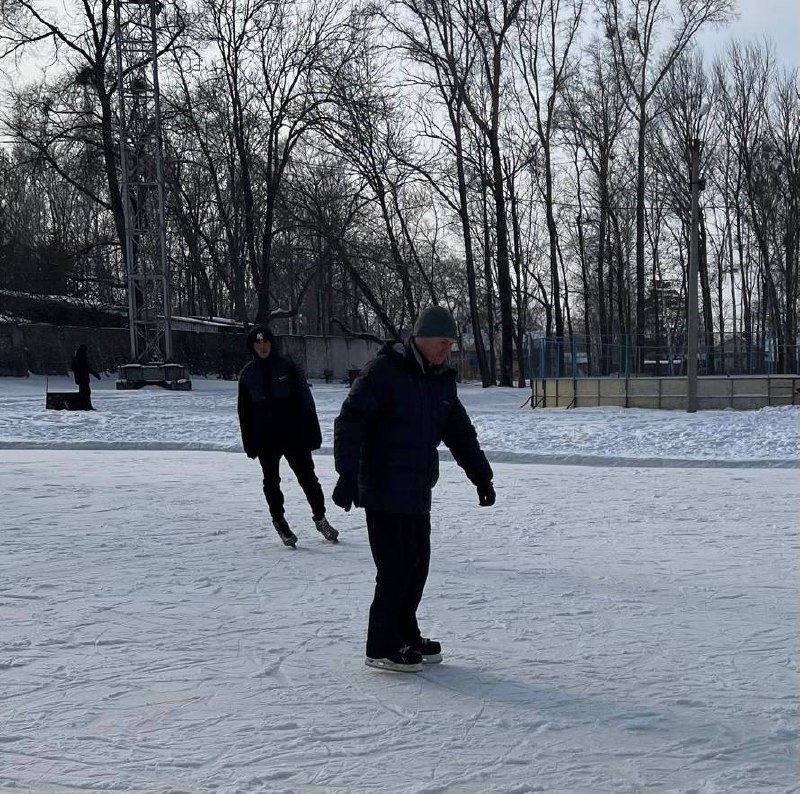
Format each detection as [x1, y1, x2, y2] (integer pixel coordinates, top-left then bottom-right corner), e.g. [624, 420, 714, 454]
[251, 0, 349, 322]
[458, 0, 525, 385]
[767, 69, 800, 372]
[0, 0, 187, 275]
[382, 0, 499, 384]
[715, 43, 786, 368]
[165, 64, 248, 320]
[563, 41, 629, 371]
[601, 0, 734, 367]
[650, 51, 716, 364]
[289, 157, 403, 338]
[187, 0, 349, 324]
[512, 0, 583, 346]
[382, 0, 524, 384]
[323, 21, 426, 326]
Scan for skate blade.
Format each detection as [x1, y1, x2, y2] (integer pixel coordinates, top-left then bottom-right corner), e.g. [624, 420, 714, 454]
[421, 653, 443, 664]
[365, 657, 422, 673]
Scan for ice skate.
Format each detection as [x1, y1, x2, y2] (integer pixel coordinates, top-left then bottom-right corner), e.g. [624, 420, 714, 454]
[314, 516, 339, 543]
[272, 517, 297, 547]
[365, 645, 423, 673]
[412, 637, 442, 664]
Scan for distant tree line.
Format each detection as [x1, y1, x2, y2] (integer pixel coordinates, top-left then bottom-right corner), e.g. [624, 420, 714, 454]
[0, 0, 797, 383]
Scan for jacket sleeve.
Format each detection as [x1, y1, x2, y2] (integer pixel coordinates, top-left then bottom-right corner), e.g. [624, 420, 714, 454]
[441, 397, 493, 484]
[333, 360, 385, 477]
[291, 364, 322, 450]
[237, 375, 255, 454]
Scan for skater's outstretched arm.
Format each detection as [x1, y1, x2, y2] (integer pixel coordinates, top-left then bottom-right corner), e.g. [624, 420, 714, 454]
[442, 398, 494, 505]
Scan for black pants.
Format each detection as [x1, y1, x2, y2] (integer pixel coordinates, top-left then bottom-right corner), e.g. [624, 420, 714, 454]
[365, 510, 431, 659]
[258, 448, 325, 521]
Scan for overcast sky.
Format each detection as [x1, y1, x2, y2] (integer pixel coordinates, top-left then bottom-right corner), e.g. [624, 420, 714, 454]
[696, 0, 799, 68]
[0, 0, 796, 91]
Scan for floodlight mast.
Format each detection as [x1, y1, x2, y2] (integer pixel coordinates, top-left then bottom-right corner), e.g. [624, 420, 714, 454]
[114, 0, 172, 365]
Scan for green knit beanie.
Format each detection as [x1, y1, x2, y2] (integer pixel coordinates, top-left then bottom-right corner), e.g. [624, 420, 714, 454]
[413, 306, 458, 339]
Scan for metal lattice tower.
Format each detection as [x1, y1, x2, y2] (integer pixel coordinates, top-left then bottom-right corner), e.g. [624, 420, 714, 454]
[114, 0, 172, 365]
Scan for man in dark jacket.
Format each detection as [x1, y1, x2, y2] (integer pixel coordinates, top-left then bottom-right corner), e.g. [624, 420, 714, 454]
[238, 325, 338, 548]
[332, 306, 495, 672]
[71, 344, 101, 410]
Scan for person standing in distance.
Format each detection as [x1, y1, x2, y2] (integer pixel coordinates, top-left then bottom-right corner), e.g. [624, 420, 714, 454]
[71, 343, 101, 410]
[238, 325, 339, 547]
[332, 306, 495, 672]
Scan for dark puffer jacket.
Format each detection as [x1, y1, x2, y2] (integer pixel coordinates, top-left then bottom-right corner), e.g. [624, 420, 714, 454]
[237, 353, 322, 456]
[334, 339, 492, 514]
[71, 346, 99, 386]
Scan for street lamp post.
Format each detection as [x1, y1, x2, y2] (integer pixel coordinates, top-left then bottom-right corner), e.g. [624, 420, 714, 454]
[686, 137, 701, 413]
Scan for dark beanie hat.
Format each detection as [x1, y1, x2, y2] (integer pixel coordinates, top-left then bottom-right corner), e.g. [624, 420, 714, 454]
[246, 325, 275, 352]
[413, 306, 458, 339]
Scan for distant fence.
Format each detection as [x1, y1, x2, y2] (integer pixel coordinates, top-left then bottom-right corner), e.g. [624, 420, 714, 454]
[529, 335, 799, 379]
[532, 375, 800, 411]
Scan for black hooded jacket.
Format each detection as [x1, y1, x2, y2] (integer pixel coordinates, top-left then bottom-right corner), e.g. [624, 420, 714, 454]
[334, 338, 492, 514]
[237, 351, 322, 455]
[71, 346, 99, 387]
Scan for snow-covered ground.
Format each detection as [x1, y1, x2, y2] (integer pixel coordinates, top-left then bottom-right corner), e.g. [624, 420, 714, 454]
[1, 375, 798, 792]
[1, 375, 798, 465]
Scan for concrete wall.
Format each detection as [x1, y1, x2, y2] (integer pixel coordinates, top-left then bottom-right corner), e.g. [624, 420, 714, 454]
[0, 323, 246, 379]
[303, 336, 378, 378]
[266, 335, 379, 379]
[0, 323, 27, 377]
[0, 322, 381, 381]
[533, 376, 800, 410]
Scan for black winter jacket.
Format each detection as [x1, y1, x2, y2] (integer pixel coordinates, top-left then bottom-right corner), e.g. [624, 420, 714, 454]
[71, 352, 99, 387]
[238, 353, 322, 455]
[334, 339, 492, 514]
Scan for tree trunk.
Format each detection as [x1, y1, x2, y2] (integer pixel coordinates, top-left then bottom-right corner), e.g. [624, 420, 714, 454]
[480, 166, 498, 384]
[487, 129, 515, 386]
[699, 209, 714, 373]
[450, 111, 491, 385]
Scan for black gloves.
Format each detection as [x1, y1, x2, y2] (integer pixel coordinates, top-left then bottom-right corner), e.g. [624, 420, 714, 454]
[333, 474, 359, 511]
[476, 480, 496, 507]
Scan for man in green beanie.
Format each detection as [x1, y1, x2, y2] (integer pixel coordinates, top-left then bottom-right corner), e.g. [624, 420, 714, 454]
[332, 305, 495, 672]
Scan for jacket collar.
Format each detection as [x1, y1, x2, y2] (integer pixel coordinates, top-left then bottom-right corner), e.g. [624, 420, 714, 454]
[379, 338, 455, 377]
[409, 339, 427, 373]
